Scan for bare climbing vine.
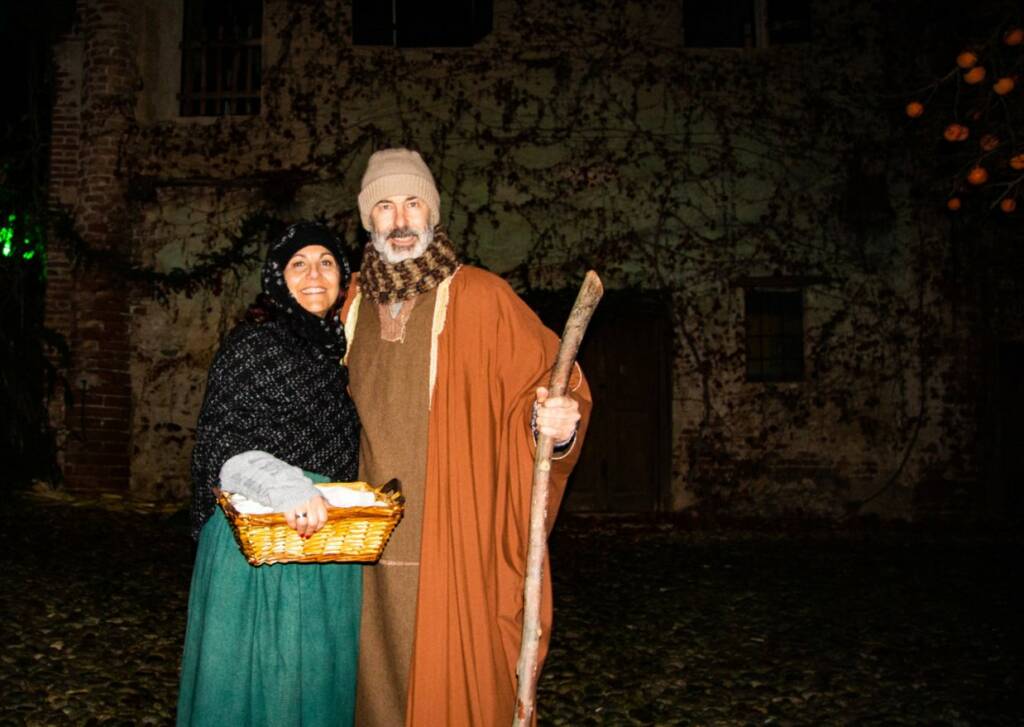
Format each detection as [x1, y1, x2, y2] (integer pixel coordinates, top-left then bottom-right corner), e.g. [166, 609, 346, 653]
[53, 0, 1023, 512]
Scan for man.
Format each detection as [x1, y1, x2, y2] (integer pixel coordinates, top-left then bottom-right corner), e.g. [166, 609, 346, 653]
[343, 148, 592, 726]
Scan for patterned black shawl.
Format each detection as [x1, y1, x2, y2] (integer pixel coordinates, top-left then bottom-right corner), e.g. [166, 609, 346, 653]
[188, 223, 360, 539]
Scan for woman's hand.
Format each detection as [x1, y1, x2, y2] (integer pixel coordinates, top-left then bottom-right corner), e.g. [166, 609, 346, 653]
[285, 493, 329, 538]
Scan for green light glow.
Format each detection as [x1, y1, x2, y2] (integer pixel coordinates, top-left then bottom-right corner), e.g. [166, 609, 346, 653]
[0, 210, 43, 266]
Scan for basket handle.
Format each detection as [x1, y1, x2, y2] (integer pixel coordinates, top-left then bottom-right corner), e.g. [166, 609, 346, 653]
[376, 478, 404, 505]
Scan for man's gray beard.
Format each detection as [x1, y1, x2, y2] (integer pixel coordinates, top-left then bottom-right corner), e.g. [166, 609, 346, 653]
[371, 226, 433, 264]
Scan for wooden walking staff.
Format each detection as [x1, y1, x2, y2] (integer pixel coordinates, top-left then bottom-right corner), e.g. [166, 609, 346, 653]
[513, 270, 604, 726]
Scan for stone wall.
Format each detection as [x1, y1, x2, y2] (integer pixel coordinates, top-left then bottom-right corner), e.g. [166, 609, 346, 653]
[128, 187, 264, 499]
[44, 0, 1003, 517]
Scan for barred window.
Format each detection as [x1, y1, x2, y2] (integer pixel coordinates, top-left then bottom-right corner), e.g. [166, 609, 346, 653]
[745, 289, 804, 382]
[180, 0, 263, 117]
[352, 0, 493, 47]
[683, 0, 811, 48]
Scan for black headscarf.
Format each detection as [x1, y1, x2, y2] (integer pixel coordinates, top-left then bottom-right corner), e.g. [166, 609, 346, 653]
[251, 221, 350, 360]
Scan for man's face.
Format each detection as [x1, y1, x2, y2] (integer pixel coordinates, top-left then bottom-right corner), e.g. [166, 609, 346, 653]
[369, 195, 433, 264]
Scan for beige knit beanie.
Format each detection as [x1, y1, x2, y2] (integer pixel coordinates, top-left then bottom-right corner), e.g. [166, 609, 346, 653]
[358, 148, 441, 231]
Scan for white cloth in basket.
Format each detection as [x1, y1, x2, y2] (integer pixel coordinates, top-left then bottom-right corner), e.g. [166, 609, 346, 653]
[318, 485, 382, 509]
[230, 485, 384, 514]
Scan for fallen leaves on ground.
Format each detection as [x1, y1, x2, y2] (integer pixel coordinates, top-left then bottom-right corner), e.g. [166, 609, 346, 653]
[539, 518, 1021, 726]
[0, 495, 1019, 725]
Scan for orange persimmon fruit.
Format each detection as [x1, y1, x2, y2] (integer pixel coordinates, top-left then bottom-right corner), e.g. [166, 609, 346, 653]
[993, 77, 1015, 95]
[944, 123, 968, 141]
[947, 197, 962, 211]
[1010, 153, 1024, 170]
[905, 101, 925, 118]
[967, 166, 989, 185]
[1004, 28, 1023, 46]
[957, 50, 978, 68]
[1000, 198, 1016, 213]
[980, 134, 1000, 151]
[964, 66, 987, 84]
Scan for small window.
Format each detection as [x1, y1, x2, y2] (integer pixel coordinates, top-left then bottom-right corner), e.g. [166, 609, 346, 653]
[180, 0, 263, 117]
[745, 289, 804, 382]
[683, 0, 810, 48]
[766, 0, 813, 45]
[353, 0, 493, 47]
[683, 0, 756, 48]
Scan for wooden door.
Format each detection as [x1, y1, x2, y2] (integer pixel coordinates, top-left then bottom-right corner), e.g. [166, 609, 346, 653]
[529, 291, 672, 512]
[996, 342, 1024, 518]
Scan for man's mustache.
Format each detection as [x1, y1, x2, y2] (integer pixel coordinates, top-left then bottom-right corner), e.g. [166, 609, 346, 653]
[387, 227, 421, 240]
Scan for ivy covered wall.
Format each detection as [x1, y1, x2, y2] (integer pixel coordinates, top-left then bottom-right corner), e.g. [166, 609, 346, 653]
[47, 0, 1015, 517]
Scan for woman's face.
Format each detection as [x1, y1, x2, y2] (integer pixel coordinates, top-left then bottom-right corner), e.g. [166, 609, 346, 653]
[283, 244, 341, 317]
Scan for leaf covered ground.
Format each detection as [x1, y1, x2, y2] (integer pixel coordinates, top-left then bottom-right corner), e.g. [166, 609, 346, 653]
[541, 518, 1021, 726]
[0, 494, 1018, 725]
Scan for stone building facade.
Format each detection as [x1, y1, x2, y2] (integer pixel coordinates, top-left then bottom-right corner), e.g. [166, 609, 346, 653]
[44, 0, 1023, 519]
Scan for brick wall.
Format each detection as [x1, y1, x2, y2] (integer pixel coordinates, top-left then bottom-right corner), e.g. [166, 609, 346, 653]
[45, 0, 136, 490]
[44, 33, 81, 478]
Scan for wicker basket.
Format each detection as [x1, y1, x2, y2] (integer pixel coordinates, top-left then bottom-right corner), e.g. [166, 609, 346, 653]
[216, 480, 404, 566]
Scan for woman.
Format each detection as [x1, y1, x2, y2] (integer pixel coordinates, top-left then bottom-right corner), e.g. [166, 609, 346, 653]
[177, 222, 361, 726]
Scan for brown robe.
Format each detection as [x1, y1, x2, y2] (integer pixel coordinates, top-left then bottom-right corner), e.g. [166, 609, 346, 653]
[343, 266, 591, 726]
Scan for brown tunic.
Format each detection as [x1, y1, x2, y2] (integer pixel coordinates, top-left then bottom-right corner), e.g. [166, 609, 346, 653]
[348, 289, 437, 727]
[342, 267, 592, 727]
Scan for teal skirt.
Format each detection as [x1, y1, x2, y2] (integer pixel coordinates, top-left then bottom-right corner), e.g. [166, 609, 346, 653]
[176, 478, 362, 727]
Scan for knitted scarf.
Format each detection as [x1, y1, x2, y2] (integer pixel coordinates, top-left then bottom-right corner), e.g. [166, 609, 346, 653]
[359, 229, 460, 304]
